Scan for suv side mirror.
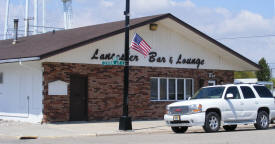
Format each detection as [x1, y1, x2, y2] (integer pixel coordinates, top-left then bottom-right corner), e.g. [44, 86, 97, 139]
[226, 93, 234, 99]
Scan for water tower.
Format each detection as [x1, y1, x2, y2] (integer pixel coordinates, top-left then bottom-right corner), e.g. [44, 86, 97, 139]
[62, 0, 72, 29]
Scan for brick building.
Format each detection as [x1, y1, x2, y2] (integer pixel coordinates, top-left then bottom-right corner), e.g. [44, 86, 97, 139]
[0, 14, 259, 123]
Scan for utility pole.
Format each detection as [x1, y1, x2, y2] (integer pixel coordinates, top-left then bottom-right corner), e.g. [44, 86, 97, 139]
[119, 0, 132, 131]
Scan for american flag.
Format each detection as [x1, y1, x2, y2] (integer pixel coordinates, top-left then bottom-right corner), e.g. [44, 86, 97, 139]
[130, 33, 152, 57]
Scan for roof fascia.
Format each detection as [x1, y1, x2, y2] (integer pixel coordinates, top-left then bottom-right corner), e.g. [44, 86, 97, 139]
[0, 57, 40, 64]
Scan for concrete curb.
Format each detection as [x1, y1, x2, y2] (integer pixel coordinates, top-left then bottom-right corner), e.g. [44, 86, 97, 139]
[13, 129, 172, 139]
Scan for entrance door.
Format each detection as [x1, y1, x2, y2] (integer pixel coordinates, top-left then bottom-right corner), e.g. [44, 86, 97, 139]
[222, 86, 244, 122]
[70, 75, 88, 121]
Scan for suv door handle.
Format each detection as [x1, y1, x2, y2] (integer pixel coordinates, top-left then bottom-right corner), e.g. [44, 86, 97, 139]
[240, 102, 244, 105]
[255, 101, 259, 104]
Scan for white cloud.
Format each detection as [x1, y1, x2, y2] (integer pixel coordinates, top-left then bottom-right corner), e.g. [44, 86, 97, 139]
[100, 0, 114, 8]
[174, 0, 195, 8]
[132, 0, 173, 12]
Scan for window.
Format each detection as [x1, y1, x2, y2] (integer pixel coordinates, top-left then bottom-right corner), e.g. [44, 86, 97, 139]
[169, 79, 176, 100]
[186, 79, 193, 99]
[225, 86, 240, 99]
[150, 78, 158, 100]
[0, 72, 3, 84]
[254, 86, 273, 98]
[192, 87, 225, 99]
[241, 86, 256, 99]
[150, 78, 193, 101]
[160, 78, 167, 100]
[177, 79, 184, 100]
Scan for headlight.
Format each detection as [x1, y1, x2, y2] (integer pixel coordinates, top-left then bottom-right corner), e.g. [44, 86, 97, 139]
[190, 104, 202, 113]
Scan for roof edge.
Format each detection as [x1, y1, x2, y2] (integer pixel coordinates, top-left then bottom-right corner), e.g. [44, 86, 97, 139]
[165, 14, 260, 70]
[0, 57, 40, 64]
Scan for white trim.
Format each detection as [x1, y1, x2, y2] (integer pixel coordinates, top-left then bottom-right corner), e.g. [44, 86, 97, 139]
[184, 79, 186, 100]
[192, 79, 194, 96]
[157, 78, 160, 100]
[0, 57, 40, 64]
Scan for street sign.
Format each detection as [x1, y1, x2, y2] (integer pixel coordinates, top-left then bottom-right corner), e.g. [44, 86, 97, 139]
[102, 57, 125, 66]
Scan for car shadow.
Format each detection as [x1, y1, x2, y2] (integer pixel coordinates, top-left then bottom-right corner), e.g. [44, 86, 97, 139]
[183, 125, 275, 135]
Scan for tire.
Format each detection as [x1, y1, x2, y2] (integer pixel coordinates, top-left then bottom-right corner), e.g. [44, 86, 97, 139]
[171, 126, 188, 133]
[254, 111, 269, 130]
[203, 112, 221, 133]
[223, 125, 237, 131]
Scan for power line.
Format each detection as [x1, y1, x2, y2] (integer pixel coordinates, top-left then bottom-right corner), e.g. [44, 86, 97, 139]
[217, 34, 275, 40]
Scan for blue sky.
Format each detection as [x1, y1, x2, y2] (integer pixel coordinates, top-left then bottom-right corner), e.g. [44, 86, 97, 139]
[0, 0, 275, 75]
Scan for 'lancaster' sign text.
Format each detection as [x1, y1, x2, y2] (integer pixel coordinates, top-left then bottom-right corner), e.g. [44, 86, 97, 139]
[91, 49, 205, 68]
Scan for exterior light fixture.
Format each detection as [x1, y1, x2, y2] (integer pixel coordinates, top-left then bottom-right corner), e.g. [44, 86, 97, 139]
[150, 23, 158, 31]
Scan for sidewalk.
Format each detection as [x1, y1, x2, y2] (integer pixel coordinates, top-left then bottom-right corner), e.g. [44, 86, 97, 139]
[0, 120, 264, 139]
[0, 120, 174, 138]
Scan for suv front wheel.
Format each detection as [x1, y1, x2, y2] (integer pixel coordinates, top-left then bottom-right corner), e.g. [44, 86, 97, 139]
[203, 112, 221, 133]
[254, 111, 269, 130]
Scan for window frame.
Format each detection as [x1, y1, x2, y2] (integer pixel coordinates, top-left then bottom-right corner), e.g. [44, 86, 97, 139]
[0, 72, 3, 84]
[150, 77, 194, 101]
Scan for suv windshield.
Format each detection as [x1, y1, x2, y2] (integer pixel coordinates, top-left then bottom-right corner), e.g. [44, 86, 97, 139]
[191, 87, 225, 99]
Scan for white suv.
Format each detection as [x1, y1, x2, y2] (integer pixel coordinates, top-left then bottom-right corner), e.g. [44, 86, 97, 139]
[164, 84, 275, 133]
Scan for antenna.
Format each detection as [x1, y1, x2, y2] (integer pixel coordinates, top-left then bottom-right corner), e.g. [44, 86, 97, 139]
[33, 0, 38, 35]
[25, 0, 29, 36]
[43, 0, 46, 33]
[61, 0, 72, 29]
[3, 0, 10, 40]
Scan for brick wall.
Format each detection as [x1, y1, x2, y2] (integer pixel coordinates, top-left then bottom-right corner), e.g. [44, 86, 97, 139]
[42, 62, 234, 122]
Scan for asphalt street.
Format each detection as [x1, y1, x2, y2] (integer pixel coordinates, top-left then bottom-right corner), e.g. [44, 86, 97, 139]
[1, 125, 275, 144]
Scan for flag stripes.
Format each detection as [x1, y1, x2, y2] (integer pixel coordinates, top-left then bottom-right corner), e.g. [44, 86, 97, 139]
[130, 33, 152, 57]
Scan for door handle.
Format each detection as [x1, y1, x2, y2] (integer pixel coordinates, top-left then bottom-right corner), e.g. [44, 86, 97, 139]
[240, 102, 244, 105]
[255, 101, 259, 104]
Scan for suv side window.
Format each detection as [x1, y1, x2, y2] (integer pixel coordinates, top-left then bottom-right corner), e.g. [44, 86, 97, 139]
[240, 86, 256, 99]
[225, 86, 240, 99]
[254, 86, 273, 98]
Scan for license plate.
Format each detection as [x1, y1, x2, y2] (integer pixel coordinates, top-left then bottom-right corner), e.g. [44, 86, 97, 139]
[173, 115, 180, 121]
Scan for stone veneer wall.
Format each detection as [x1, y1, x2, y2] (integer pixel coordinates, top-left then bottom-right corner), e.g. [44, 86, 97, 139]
[42, 62, 234, 122]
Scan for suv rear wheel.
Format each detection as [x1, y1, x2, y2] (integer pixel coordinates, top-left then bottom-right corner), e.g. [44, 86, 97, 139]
[203, 112, 221, 133]
[254, 111, 269, 130]
[171, 126, 188, 133]
[223, 125, 237, 131]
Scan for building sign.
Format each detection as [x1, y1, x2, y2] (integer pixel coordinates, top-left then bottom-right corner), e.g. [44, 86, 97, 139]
[91, 49, 205, 68]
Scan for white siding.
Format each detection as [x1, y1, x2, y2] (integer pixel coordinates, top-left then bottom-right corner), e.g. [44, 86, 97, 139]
[44, 23, 253, 71]
[0, 61, 43, 123]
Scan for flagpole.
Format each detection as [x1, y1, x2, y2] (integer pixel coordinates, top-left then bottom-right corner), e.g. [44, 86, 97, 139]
[119, 0, 132, 130]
